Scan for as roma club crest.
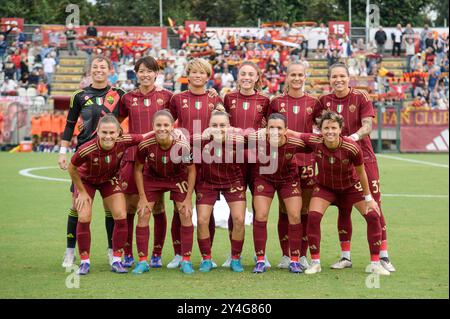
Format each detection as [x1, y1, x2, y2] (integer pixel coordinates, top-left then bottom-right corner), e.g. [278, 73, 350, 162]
[157, 98, 164, 106]
[208, 103, 215, 111]
[121, 181, 128, 190]
[257, 185, 265, 192]
[256, 104, 263, 113]
[285, 152, 293, 160]
[349, 104, 356, 113]
[342, 159, 350, 165]
[306, 107, 313, 115]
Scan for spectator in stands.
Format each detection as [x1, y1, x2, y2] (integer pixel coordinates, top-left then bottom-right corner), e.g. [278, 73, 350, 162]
[374, 26, 387, 56]
[391, 24, 403, 57]
[64, 23, 77, 56]
[37, 80, 48, 98]
[0, 35, 8, 63]
[0, 77, 18, 96]
[108, 69, 119, 86]
[410, 52, 424, 72]
[428, 65, 441, 92]
[403, 23, 415, 40]
[316, 23, 328, 59]
[28, 68, 40, 87]
[424, 31, 435, 52]
[425, 47, 436, 70]
[32, 28, 42, 46]
[39, 44, 53, 64]
[420, 24, 430, 51]
[48, 30, 61, 49]
[120, 79, 135, 91]
[221, 64, 235, 88]
[340, 34, 353, 59]
[299, 26, 310, 58]
[79, 70, 92, 88]
[86, 21, 98, 38]
[43, 51, 56, 85]
[405, 38, 416, 72]
[11, 49, 21, 80]
[3, 56, 16, 80]
[15, 28, 26, 49]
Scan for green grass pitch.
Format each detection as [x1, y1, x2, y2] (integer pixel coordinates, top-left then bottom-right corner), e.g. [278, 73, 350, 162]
[0, 152, 448, 298]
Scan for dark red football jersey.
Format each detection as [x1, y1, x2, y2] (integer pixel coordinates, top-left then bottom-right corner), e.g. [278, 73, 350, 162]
[248, 133, 309, 183]
[119, 88, 173, 161]
[169, 90, 224, 138]
[193, 133, 245, 187]
[300, 133, 364, 190]
[318, 88, 376, 163]
[71, 134, 143, 184]
[269, 92, 321, 166]
[224, 91, 270, 131]
[136, 133, 193, 182]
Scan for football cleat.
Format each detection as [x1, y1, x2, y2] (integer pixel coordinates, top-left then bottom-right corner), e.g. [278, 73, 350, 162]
[380, 257, 396, 272]
[107, 248, 114, 266]
[366, 263, 390, 276]
[150, 255, 163, 268]
[277, 255, 291, 269]
[180, 261, 195, 274]
[221, 255, 232, 268]
[253, 254, 271, 268]
[111, 261, 128, 274]
[289, 261, 303, 274]
[62, 250, 76, 268]
[132, 261, 150, 274]
[77, 262, 90, 275]
[199, 259, 213, 273]
[299, 256, 310, 271]
[253, 261, 266, 274]
[304, 262, 322, 275]
[330, 257, 352, 269]
[230, 259, 244, 273]
[122, 255, 135, 268]
[167, 254, 182, 269]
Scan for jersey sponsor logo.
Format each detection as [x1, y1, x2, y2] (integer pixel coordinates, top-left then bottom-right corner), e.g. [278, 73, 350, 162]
[195, 101, 202, 110]
[157, 98, 164, 106]
[242, 102, 250, 111]
[285, 152, 293, 160]
[208, 103, 215, 111]
[293, 105, 299, 114]
[105, 155, 111, 163]
[328, 156, 335, 164]
[306, 106, 313, 115]
[257, 184, 265, 192]
[337, 104, 343, 113]
[144, 99, 150, 107]
[349, 104, 356, 113]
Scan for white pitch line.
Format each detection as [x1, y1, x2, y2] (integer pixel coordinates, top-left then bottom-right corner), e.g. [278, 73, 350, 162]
[382, 194, 448, 199]
[377, 154, 449, 168]
[18, 166, 71, 182]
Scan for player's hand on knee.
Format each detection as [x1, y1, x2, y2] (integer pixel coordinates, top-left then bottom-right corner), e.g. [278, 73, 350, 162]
[75, 192, 91, 212]
[58, 154, 68, 170]
[365, 200, 380, 215]
[137, 197, 150, 217]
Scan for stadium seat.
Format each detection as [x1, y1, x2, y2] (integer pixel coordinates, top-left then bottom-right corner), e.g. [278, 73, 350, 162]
[26, 87, 38, 97]
[17, 87, 27, 96]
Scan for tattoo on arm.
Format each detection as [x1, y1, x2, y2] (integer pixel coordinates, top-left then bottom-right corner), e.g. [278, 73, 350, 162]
[357, 117, 373, 138]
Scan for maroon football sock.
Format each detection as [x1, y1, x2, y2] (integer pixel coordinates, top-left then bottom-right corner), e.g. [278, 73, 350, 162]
[307, 211, 323, 260]
[288, 222, 302, 261]
[363, 211, 382, 261]
[300, 214, 309, 257]
[277, 211, 290, 256]
[228, 214, 233, 242]
[379, 208, 387, 242]
[337, 206, 353, 242]
[209, 213, 216, 248]
[152, 212, 167, 256]
[197, 237, 211, 259]
[135, 226, 149, 261]
[124, 213, 135, 257]
[253, 219, 267, 258]
[112, 218, 128, 254]
[180, 225, 194, 259]
[231, 239, 244, 259]
[77, 221, 91, 259]
[171, 212, 181, 255]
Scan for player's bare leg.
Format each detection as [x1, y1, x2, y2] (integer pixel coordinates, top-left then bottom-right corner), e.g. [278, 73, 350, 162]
[353, 201, 390, 276]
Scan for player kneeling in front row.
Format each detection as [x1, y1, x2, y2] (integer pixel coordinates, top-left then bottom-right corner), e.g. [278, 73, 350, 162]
[68, 115, 149, 275]
[134, 110, 196, 274]
[296, 111, 389, 276]
[193, 111, 247, 273]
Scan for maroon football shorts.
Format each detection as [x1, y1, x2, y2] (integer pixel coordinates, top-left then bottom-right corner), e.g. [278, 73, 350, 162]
[298, 164, 316, 189]
[252, 176, 302, 200]
[364, 161, 381, 204]
[74, 176, 123, 200]
[311, 183, 364, 207]
[143, 178, 188, 203]
[195, 180, 247, 206]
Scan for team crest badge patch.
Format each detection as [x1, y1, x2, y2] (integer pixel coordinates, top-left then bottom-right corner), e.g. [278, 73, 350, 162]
[105, 155, 111, 164]
[306, 107, 313, 115]
[293, 105, 299, 114]
[157, 98, 164, 106]
[242, 102, 250, 111]
[328, 156, 335, 164]
[144, 99, 150, 107]
[208, 103, 215, 111]
[349, 104, 356, 113]
[195, 101, 202, 110]
[337, 104, 343, 113]
[96, 97, 103, 106]
[285, 152, 293, 160]
[342, 159, 350, 165]
[257, 185, 265, 192]
[107, 95, 114, 105]
[314, 186, 320, 193]
[121, 181, 128, 190]
[256, 104, 263, 113]
[196, 193, 203, 201]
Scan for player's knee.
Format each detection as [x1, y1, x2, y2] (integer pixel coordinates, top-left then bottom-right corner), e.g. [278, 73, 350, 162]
[197, 215, 210, 226]
[232, 214, 245, 227]
[364, 210, 380, 223]
[78, 213, 91, 223]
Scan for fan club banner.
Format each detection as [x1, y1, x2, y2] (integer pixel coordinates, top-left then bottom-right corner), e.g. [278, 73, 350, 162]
[41, 25, 168, 48]
[374, 109, 449, 152]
